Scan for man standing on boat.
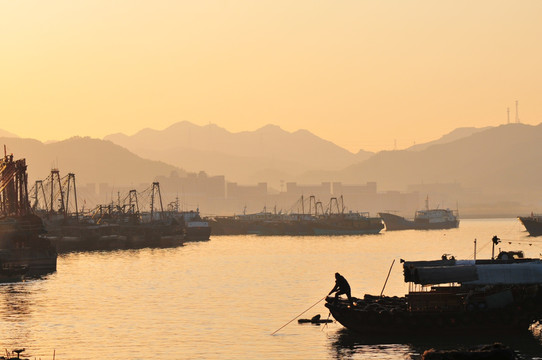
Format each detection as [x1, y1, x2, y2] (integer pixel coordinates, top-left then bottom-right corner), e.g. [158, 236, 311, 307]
[329, 272, 354, 306]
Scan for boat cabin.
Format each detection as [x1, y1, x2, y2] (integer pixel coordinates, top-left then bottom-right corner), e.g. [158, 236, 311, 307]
[403, 251, 542, 313]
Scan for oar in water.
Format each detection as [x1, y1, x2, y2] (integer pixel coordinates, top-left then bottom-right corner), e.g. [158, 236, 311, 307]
[270, 295, 327, 335]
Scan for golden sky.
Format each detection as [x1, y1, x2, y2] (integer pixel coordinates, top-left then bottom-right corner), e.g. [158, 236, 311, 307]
[1, 0, 541, 152]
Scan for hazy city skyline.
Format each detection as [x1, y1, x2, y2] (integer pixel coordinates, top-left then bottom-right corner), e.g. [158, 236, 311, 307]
[2, 0, 542, 152]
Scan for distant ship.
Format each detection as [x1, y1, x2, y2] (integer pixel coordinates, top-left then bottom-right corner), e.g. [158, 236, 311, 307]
[379, 198, 459, 231]
[518, 214, 542, 236]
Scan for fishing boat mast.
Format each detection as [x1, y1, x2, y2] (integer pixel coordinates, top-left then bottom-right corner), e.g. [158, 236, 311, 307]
[150, 182, 164, 222]
[128, 189, 139, 214]
[0, 153, 31, 217]
[32, 179, 49, 212]
[50, 169, 65, 216]
[65, 173, 79, 220]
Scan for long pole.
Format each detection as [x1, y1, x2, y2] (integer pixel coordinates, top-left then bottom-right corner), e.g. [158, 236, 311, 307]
[321, 312, 332, 332]
[270, 296, 327, 335]
[380, 259, 395, 297]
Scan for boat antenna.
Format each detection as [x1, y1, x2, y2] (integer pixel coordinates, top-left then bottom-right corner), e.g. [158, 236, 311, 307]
[456, 201, 459, 217]
[491, 235, 501, 260]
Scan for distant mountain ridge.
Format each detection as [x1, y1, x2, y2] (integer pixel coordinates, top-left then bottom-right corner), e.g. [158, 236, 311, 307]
[0, 129, 18, 138]
[105, 121, 374, 183]
[0, 136, 184, 186]
[407, 126, 492, 151]
[337, 123, 542, 193]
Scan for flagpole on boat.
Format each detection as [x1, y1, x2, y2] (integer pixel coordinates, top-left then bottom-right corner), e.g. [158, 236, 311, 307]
[270, 295, 327, 335]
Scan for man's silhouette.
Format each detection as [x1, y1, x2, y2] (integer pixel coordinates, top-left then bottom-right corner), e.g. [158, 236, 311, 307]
[328, 272, 354, 306]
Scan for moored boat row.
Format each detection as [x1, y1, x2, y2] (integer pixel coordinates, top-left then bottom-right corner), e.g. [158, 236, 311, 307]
[208, 210, 384, 236]
[32, 176, 211, 253]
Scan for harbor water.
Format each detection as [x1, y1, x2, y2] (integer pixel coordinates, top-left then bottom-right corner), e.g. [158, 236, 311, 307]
[2, 218, 542, 359]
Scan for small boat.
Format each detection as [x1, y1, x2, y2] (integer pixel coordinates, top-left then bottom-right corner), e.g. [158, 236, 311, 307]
[298, 314, 333, 324]
[325, 246, 542, 335]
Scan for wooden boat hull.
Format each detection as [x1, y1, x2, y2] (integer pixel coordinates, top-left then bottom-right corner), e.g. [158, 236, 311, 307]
[184, 226, 211, 241]
[518, 216, 542, 236]
[312, 228, 382, 235]
[325, 296, 540, 335]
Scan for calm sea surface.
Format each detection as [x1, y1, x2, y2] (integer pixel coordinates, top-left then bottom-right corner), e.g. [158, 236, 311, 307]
[2, 218, 542, 359]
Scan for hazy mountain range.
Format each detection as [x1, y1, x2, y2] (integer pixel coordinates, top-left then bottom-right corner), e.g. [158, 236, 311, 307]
[2, 121, 542, 215]
[338, 123, 542, 193]
[104, 122, 512, 191]
[104, 122, 373, 184]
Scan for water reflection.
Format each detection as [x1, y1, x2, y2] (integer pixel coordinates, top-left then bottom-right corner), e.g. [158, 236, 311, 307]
[0, 283, 33, 322]
[0, 282, 36, 353]
[330, 326, 542, 360]
[329, 329, 414, 359]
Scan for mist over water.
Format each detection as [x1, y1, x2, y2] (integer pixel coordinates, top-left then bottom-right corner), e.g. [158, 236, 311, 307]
[2, 219, 542, 359]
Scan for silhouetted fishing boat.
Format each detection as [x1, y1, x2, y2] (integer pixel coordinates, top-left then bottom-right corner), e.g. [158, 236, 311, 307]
[0, 152, 57, 276]
[326, 244, 542, 335]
